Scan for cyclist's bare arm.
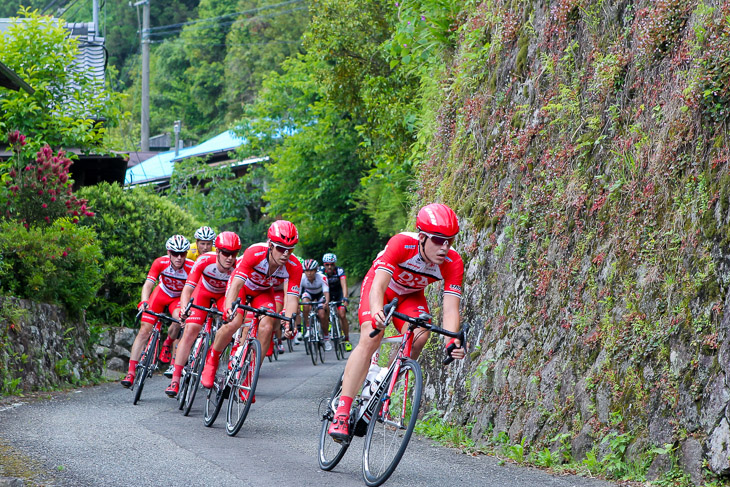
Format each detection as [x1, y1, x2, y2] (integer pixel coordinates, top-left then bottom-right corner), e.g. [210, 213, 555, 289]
[139, 280, 155, 309]
[224, 277, 245, 321]
[443, 293, 465, 359]
[369, 269, 391, 329]
[179, 284, 194, 319]
[282, 293, 298, 337]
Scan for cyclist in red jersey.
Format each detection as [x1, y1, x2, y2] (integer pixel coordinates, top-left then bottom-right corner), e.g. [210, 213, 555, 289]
[270, 253, 300, 354]
[200, 220, 303, 389]
[121, 235, 193, 388]
[328, 204, 467, 441]
[165, 231, 241, 397]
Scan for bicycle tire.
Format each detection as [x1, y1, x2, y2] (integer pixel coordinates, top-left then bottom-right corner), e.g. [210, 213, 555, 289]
[318, 373, 350, 470]
[318, 339, 326, 363]
[273, 338, 279, 361]
[177, 367, 190, 410]
[226, 338, 262, 437]
[203, 342, 231, 427]
[178, 334, 202, 411]
[133, 331, 158, 405]
[183, 334, 209, 416]
[287, 334, 294, 353]
[309, 335, 318, 365]
[362, 359, 423, 487]
[333, 337, 343, 360]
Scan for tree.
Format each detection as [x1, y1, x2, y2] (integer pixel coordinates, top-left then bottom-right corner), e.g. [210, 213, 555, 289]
[0, 8, 125, 152]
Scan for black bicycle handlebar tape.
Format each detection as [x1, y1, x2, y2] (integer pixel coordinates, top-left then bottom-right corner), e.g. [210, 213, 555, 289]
[443, 323, 470, 365]
[369, 298, 399, 337]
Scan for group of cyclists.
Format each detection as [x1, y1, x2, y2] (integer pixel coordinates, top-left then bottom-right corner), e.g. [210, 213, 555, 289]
[121, 203, 467, 449]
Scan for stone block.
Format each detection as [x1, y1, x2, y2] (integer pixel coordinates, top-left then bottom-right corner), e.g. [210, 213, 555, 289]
[707, 417, 730, 475]
[114, 328, 136, 349]
[646, 453, 672, 481]
[107, 357, 126, 372]
[113, 345, 131, 359]
[95, 345, 111, 358]
[680, 437, 704, 486]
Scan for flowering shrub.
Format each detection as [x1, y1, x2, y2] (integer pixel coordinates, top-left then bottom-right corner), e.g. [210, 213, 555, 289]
[4, 131, 93, 227]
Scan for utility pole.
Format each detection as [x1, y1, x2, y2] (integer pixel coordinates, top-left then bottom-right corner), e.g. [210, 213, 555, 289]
[173, 120, 181, 157]
[92, 0, 99, 34]
[132, 0, 151, 151]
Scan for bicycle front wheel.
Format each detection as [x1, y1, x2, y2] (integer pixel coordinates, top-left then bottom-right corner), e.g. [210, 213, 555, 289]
[184, 334, 209, 416]
[204, 342, 232, 427]
[362, 359, 422, 487]
[226, 339, 262, 437]
[318, 373, 350, 470]
[133, 331, 158, 405]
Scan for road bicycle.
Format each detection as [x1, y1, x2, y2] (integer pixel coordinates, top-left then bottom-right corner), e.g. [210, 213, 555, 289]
[131, 308, 181, 405]
[203, 299, 295, 436]
[300, 299, 325, 365]
[328, 300, 347, 360]
[318, 298, 468, 487]
[178, 300, 224, 416]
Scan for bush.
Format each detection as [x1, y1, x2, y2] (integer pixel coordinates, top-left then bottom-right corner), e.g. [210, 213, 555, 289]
[0, 218, 102, 315]
[76, 182, 200, 323]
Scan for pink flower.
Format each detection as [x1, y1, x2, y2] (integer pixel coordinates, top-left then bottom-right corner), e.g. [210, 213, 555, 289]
[50, 196, 56, 202]
[44, 216, 50, 222]
[62, 251, 68, 257]
[38, 190, 43, 195]
[42, 203, 47, 208]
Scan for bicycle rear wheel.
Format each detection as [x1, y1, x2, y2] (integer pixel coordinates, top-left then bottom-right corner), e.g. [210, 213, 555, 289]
[133, 331, 158, 405]
[183, 334, 209, 416]
[318, 373, 350, 470]
[272, 337, 279, 361]
[178, 335, 201, 411]
[362, 359, 422, 487]
[226, 339, 262, 437]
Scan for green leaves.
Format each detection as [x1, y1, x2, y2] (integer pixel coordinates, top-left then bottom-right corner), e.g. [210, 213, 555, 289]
[0, 8, 125, 151]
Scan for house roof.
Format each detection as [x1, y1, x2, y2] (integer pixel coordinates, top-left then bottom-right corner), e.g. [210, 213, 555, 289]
[124, 130, 255, 186]
[0, 61, 33, 93]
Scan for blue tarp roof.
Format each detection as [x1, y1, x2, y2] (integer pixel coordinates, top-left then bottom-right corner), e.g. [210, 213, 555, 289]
[125, 130, 246, 186]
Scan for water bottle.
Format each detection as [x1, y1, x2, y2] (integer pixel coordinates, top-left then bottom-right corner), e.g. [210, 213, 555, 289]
[361, 363, 382, 401]
[368, 367, 388, 397]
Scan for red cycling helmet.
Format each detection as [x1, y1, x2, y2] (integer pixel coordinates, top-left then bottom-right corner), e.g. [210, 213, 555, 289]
[215, 231, 241, 253]
[416, 203, 459, 238]
[267, 220, 298, 248]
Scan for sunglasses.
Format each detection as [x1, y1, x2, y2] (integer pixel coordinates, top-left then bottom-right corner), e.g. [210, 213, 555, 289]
[273, 244, 293, 254]
[422, 233, 454, 247]
[219, 249, 238, 258]
[170, 251, 187, 258]
[324, 263, 335, 267]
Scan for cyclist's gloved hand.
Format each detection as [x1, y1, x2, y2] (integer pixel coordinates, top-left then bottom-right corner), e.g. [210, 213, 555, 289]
[224, 307, 236, 323]
[445, 337, 466, 360]
[343, 297, 349, 305]
[372, 309, 387, 330]
[138, 300, 149, 311]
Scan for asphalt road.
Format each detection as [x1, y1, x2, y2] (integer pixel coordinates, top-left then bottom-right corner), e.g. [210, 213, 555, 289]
[0, 339, 616, 487]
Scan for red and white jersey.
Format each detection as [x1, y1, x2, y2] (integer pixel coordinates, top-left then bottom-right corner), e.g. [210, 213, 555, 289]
[146, 256, 194, 298]
[185, 251, 233, 294]
[372, 232, 463, 298]
[232, 243, 303, 296]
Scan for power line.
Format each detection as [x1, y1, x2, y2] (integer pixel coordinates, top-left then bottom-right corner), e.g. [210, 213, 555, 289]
[146, 6, 308, 40]
[147, 0, 304, 33]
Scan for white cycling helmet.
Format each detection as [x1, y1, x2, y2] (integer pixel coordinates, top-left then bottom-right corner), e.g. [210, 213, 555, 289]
[166, 234, 190, 252]
[194, 226, 216, 241]
[322, 253, 337, 264]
